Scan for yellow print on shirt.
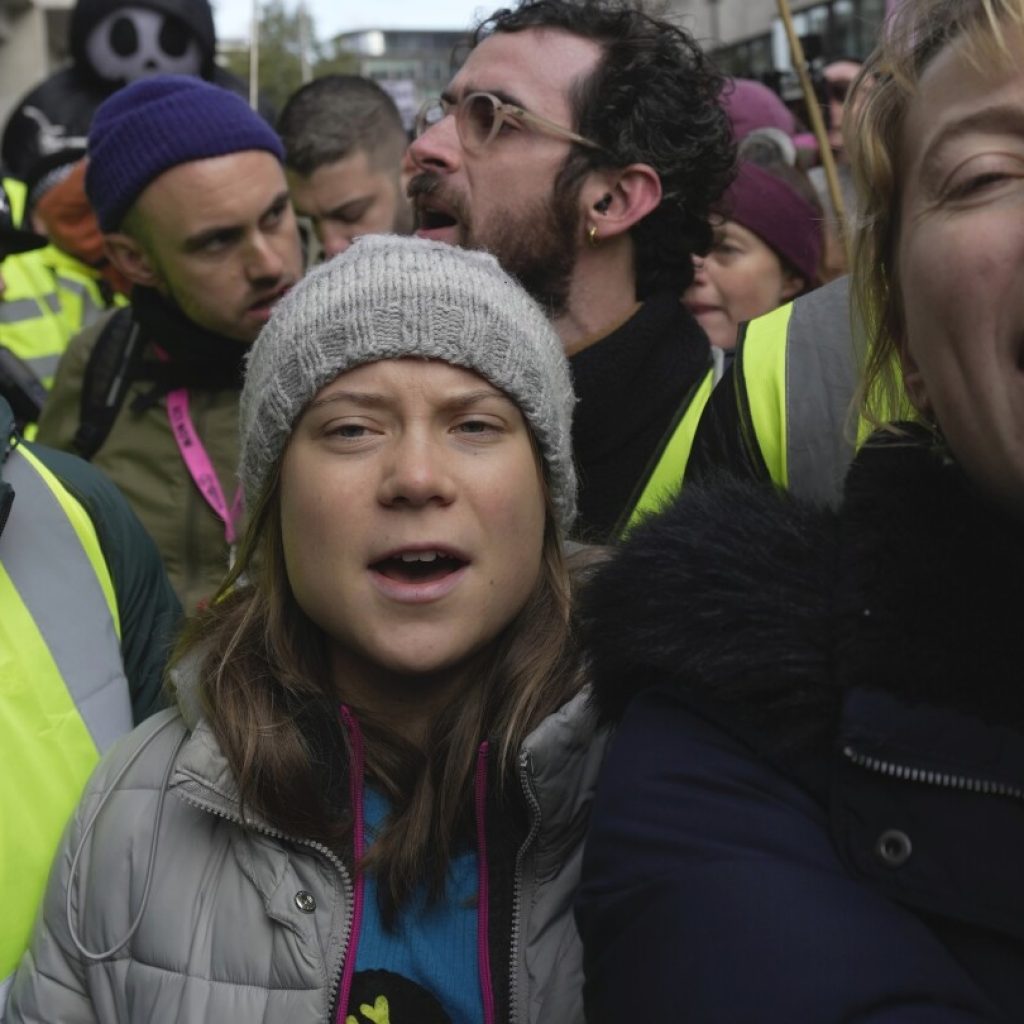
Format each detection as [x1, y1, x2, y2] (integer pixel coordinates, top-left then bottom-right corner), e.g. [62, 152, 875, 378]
[347, 995, 390, 1024]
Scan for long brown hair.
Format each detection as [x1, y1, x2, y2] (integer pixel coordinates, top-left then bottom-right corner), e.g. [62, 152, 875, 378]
[174, 455, 586, 922]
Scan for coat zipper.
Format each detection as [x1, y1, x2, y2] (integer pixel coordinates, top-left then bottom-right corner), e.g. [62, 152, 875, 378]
[508, 749, 543, 1024]
[335, 706, 366, 1024]
[173, 787, 353, 1024]
[842, 746, 1024, 801]
[474, 742, 496, 1024]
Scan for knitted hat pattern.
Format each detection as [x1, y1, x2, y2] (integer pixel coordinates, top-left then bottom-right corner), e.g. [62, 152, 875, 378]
[725, 161, 823, 287]
[86, 75, 284, 231]
[240, 235, 578, 531]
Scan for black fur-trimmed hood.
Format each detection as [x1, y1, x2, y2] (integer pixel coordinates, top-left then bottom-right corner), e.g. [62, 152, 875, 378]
[583, 430, 1024, 757]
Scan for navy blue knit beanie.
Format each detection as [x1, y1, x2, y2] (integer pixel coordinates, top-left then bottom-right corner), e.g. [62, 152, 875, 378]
[86, 75, 284, 232]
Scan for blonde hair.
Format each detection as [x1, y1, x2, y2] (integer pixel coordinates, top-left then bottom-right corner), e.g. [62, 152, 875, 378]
[849, 0, 1024, 427]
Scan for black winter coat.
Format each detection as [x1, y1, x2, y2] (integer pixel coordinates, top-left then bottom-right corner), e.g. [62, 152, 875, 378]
[577, 430, 1024, 1022]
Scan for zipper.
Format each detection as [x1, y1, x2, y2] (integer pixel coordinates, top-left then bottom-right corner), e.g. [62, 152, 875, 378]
[474, 742, 496, 1024]
[173, 786, 353, 1024]
[508, 749, 543, 1024]
[335, 706, 366, 1024]
[842, 746, 1024, 801]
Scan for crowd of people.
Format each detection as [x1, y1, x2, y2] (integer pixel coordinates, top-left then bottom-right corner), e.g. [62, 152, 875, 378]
[1, 0, 1022, 1020]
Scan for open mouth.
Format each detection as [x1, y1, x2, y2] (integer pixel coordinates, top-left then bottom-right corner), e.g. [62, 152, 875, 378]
[408, 173, 462, 236]
[686, 302, 722, 317]
[370, 548, 468, 584]
[249, 284, 291, 313]
[418, 206, 458, 231]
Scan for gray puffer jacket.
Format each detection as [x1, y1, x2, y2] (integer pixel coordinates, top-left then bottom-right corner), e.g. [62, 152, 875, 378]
[8, 685, 607, 1023]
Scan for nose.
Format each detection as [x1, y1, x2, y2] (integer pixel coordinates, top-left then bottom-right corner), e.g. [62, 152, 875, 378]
[378, 432, 457, 510]
[247, 231, 284, 283]
[320, 225, 352, 260]
[408, 111, 462, 176]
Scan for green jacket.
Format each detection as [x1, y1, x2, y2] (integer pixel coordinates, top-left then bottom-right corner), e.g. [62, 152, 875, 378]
[36, 312, 243, 613]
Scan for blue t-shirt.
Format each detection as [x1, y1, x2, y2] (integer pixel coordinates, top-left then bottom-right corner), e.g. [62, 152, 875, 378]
[350, 787, 483, 1024]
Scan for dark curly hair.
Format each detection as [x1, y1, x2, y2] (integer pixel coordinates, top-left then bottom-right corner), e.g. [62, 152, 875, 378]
[474, 0, 736, 297]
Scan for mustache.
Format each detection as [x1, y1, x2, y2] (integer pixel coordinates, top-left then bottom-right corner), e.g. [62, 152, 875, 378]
[407, 172, 470, 227]
[406, 171, 441, 202]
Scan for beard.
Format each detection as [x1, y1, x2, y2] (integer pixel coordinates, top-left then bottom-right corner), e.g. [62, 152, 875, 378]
[408, 171, 581, 318]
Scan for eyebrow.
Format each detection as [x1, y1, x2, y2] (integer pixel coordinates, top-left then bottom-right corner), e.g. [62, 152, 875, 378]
[183, 190, 290, 251]
[920, 103, 1024, 178]
[307, 387, 511, 413]
[443, 85, 530, 110]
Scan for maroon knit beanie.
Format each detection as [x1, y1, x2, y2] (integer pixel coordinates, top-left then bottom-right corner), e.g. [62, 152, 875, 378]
[724, 161, 822, 287]
[722, 79, 796, 141]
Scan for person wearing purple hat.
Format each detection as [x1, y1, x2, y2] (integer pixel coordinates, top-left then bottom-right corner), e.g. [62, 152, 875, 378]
[36, 74, 303, 612]
[683, 160, 823, 351]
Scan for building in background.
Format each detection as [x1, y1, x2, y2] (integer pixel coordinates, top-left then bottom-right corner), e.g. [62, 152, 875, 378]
[325, 29, 468, 130]
[669, 0, 886, 78]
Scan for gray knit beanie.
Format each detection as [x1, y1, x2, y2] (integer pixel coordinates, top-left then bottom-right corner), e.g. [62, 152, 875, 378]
[240, 235, 577, 530]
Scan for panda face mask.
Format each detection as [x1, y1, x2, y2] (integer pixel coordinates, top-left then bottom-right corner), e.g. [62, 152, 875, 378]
[85, 6, 203, 84]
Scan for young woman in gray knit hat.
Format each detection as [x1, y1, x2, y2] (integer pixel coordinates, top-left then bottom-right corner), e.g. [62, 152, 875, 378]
[9, 235, 606, 1024]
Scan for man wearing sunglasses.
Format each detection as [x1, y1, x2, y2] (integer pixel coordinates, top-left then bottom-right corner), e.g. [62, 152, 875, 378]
[408, 0, 734, 542]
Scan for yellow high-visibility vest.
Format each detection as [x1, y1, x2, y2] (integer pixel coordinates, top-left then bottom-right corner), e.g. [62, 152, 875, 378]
[43, 245, 125, 338]
[623, 367, 716, 533]
[0, 440, 131, 1000]
[1, 179, 71, 390]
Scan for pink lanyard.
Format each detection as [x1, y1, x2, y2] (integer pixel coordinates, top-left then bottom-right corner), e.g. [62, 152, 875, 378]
[166, 388, 244, 546]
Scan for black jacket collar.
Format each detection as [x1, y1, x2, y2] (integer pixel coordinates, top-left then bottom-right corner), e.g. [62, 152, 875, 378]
[584, 428, 1024, 755]
[129, 287, 248, 409]
[568, 293, 710, 542]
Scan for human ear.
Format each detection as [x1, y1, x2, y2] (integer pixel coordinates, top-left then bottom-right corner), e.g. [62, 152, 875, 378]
[581, 164, 663, 242]
[780, 270, 805, 302]
[102, 232, 161, 289]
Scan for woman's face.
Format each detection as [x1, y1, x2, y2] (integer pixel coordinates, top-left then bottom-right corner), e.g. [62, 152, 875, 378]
[683, 221, 803, 350]
[897, 33, 1024, 513]
[279, 358, 547, 689]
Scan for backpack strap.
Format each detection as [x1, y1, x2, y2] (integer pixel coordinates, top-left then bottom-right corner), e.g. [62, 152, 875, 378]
[73, 307, 141, 461]
[0, 346, 48, 430]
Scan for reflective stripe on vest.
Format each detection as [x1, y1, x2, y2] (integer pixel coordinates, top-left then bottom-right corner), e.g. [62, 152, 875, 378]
[0, 443, 130, 982]
[624, 368, 716, 534]
[781, 276, 865, 505]
[715, 278, 917, 509]
[54, 271, 108, 329]
[47, 245, 120, 333]
[740, 277, 868, 506]
[741, 276, 901, 507]
[0, 250, 69, 389]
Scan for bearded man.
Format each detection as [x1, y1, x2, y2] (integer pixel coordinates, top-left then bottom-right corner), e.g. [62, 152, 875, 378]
[408, 0, 735, 540]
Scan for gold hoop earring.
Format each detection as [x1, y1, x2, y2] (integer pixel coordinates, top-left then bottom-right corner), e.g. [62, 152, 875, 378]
[587, 224, 600, 248]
